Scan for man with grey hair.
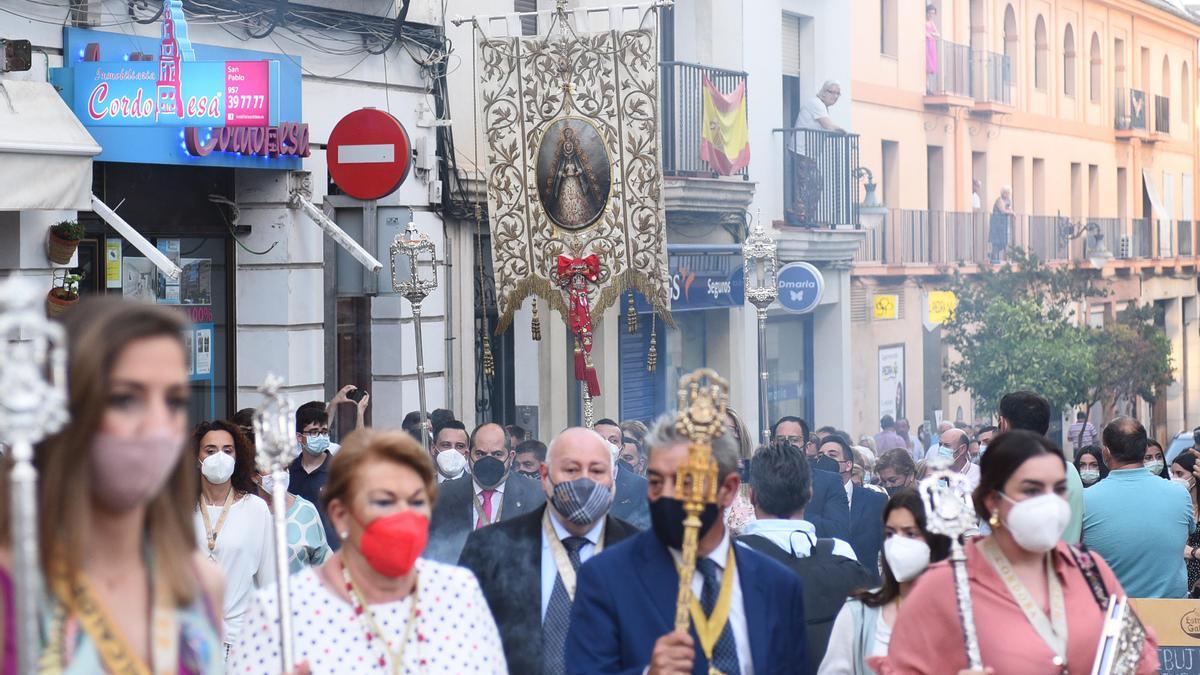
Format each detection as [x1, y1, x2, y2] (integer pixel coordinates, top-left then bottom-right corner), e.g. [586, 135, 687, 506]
[567, 415, 809, 673]
[459, 427, 637, 674]
[795, 80, 845, 133]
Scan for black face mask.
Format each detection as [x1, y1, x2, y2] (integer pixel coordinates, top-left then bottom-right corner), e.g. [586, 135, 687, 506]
[619, 459, 639, 475]
[473, 456, 509, 489]
[517, 469, 540, 480]
[649, 496, 720, 550]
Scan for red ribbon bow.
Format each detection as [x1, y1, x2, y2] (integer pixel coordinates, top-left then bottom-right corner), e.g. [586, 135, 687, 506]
[555, 254, 602, 397]
[556, 254, 600, 281]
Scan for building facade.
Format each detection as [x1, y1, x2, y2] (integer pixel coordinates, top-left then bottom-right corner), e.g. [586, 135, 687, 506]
[0, 0, 451, 430]
[850, 0, 1200, 442]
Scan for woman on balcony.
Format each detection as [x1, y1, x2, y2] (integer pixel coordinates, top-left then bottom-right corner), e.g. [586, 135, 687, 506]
[926, 5, 940, 93]
[989, 186, 1015, 263]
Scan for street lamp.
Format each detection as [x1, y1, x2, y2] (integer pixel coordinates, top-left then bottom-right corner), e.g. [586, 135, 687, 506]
[391, 220, 439, 455]
[743, 212, 778, 445]
[1059, 217, 1114, 269]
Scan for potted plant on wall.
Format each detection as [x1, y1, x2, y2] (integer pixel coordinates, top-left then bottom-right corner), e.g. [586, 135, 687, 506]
[46, 270, 83, 318]
[47, 220, 84, 265]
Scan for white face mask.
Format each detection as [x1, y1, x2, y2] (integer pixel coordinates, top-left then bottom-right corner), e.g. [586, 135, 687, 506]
[1171, 476, 1194, 492]
[260, 471, 290, 494]
[200, 451, 236, 485]
[1145, 460, 1165, 476]
[1079, 468, 1101, 485]
[436, 449, 467, 479]
[1000, 493, 1071, 553]
[883, 535, 932, 582]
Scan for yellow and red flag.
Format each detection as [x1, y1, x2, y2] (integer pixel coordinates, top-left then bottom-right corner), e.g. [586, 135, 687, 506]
[700, 75, 750, 175]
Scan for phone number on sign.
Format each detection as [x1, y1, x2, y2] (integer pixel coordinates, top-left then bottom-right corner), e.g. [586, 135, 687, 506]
[227, 94, 265, 110]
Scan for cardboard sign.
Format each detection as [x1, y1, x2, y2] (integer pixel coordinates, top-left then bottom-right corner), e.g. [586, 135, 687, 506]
[1128, 598, 1200, 674]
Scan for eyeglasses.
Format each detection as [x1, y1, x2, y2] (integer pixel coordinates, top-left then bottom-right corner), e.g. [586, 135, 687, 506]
[304, 429, 329, 438]
[775, 435, 804, 445]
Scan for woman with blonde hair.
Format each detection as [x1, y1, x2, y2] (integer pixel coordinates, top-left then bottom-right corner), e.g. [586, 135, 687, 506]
[230, 428, 506, 672]
[724, 406, 759, 534]
[1, 296, 224, 672]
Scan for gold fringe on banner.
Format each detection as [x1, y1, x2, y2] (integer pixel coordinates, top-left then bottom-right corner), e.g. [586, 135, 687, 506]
[531, 298, 542, 341]
[626, 291, 637, 334]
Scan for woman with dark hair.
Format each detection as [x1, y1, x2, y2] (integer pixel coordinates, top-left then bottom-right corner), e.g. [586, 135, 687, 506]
[1169, 451, 1200, 597]
[878, 430, 1159, 674]
[1144, 438, 1169, 479]
[192, 419, 275, 655]
[818, 488, 949, 674]
[0, 297, 224, 672]
[1073, 444, 1108, 487]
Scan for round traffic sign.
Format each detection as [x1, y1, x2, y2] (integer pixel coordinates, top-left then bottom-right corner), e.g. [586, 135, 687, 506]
[777, 262, 824, 314]
[327, 108, 413, 201]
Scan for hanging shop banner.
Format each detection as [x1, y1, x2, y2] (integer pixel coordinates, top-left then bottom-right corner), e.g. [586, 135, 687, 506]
[474, 5, 672, 398]
[51, 10, 304, 169]
[878, 344, 905, 420]
[924, 290, 958, 328]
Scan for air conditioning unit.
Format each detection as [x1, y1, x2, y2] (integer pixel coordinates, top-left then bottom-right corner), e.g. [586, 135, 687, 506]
[1118, 234, 1132, 259]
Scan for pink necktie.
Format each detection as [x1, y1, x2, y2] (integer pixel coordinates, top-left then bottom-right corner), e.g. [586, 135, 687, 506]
[476, 489, 496, 529]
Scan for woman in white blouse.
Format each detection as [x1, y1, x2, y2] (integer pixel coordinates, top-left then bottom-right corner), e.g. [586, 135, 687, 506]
[818, 489, 949, 674]
[229, 428, 507, 673]
[192, 420, 276, 654]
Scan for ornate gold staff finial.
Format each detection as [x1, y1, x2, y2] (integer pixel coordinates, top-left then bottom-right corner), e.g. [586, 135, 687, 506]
[671, 368, 729, 635]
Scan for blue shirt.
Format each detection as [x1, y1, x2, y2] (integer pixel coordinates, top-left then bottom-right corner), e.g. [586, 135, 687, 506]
[1082, 468, 1196, 598]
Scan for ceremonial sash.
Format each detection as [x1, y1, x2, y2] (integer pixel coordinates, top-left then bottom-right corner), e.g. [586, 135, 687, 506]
[541, 509, 605, 601]
[980, 537, 1068, 672]
[675, 545, 737, 673]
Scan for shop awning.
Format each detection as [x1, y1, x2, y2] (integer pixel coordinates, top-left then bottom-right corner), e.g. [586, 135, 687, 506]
[1142, 168, 1171, 223]
[0, 80, 100, 211]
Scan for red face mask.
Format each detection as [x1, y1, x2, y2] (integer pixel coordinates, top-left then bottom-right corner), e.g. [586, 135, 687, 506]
[355, 511, 429, 577]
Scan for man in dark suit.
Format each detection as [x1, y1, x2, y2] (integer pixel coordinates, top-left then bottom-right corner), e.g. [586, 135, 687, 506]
[772, 416, 850, 540]
[425, 422, 545, 563]
[460, 427, 637, 674]
[567, 417, 809, 674]
[596, 418, 650, 529]
[813, 434, 887, 583]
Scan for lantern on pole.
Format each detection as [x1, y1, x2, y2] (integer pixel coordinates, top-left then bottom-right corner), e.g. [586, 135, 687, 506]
[742, 213, 778, 445]
[391, 219, 439, 454]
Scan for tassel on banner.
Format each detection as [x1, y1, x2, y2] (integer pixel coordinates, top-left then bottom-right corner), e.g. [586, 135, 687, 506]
[574, 338, 586, 381]
[626, 291, 637, 334]
[531, 299, 542, 341]
[482, 334, 495, 378]
[647, 313, 658, 373]
[584, 352, 601, 397]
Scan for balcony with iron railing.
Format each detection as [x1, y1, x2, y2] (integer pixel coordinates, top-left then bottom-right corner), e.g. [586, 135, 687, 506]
[777, 128, 860, 228]
[854, 212, 1197, 268]
[1115, 88, 1148, 139]
[925, 39, 973, 106]
[971, 50, 1014, 113]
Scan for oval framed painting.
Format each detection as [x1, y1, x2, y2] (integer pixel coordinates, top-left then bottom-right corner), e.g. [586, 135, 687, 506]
[535, 118, 612, 230]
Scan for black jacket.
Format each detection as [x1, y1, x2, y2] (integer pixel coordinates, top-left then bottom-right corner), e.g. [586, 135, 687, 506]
[808, 468, 851, 540]
[424, 473, 546, 563]
[611, 465, 650, 530]
[458, 505, 638, 675]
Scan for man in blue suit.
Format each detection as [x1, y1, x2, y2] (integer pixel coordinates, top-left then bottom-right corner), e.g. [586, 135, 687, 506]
[566, 416, 809, 674]
[814, 434, 887, 584]
[771, 417, 850, 540]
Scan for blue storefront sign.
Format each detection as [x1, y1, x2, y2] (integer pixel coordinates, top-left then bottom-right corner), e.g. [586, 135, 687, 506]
[51, 22, 304, 169]
[777, 261, 824, 314]
[633, 247, 744, 313]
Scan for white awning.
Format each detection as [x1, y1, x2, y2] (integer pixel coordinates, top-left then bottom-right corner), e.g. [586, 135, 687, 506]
[1142, 168, 1171, 223]
[0, 80, 101, 211]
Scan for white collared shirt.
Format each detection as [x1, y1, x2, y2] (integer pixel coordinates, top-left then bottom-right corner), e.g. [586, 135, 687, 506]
[670, 532, 754, 675]
[539, 510, 605, 621]
[843, 477, 855, 509]
[741, 518, 858, 561]
[471, 479, 507, 530]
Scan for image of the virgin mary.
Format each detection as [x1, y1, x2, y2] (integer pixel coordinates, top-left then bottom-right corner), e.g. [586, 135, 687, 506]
[545, 126, 603, 228]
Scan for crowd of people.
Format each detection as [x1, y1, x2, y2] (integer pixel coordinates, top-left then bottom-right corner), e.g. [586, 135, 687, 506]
[0, 295, 1194, 674]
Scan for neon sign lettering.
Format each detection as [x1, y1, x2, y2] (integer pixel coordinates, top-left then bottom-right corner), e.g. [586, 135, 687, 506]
[184, 122, 311, 159]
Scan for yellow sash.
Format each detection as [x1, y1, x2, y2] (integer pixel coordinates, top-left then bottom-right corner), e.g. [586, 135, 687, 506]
[676, 545, 737, 674]
[541, 509, 605, 601]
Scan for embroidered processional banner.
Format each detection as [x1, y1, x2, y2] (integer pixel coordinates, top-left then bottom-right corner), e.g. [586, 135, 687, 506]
[476, 7, 672, 396]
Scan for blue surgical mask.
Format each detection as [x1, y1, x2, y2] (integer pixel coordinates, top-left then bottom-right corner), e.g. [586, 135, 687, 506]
[304, 434, 331, 455]
[937, 445, 955, 461]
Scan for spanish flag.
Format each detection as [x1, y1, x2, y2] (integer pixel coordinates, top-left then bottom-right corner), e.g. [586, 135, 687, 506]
[700, 76, 750, 175]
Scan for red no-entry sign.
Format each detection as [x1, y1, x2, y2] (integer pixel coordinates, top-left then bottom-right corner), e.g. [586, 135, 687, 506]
[327, 108, 413, 201]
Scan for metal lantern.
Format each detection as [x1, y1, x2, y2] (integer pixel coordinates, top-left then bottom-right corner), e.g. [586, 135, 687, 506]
[390, 220, 439, 454]
[742, 213, 779, 445]
[0, 274, 69, 675]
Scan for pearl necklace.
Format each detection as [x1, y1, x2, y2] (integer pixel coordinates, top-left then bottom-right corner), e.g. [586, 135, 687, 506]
[341, 559, 420, 673]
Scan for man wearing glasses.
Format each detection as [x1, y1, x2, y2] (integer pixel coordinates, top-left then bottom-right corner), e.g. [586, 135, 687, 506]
[771, 416, 850, 540]
[426, 422, 546, 563]
[289, 401, 338, 549]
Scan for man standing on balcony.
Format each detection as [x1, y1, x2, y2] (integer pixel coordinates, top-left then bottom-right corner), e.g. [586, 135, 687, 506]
[788, 81, 845, 226]
[971, 179, 983, 211]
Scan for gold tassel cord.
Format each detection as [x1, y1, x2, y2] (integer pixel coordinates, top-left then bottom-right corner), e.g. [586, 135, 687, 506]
[647, 313, 658, 373]
[482, 334, 495, 378]
[626, 291, 637, 334]
[531, 298, 542, 341]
